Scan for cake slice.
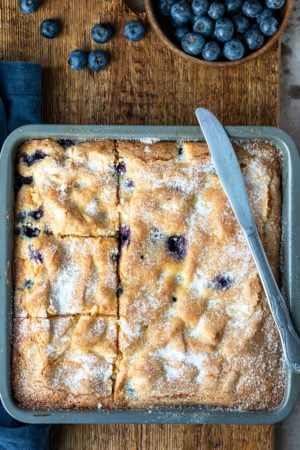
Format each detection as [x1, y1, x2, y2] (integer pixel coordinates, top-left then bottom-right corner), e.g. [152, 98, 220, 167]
[15, 139, 118, 237]
[14, 235, 118, 317]
[12, 316, 117, 409]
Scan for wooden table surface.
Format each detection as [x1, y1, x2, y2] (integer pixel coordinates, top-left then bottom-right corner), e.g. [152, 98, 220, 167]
[0, 1, 280, 449]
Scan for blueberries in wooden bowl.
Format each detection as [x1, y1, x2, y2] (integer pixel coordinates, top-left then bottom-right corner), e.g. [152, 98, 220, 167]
[145, 0, 292, 66]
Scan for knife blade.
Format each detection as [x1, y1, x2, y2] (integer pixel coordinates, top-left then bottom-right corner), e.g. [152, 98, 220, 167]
[195, 108, 256, 237]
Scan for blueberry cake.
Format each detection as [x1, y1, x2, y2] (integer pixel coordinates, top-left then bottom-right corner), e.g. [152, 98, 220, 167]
[12, 316, 117, 409]
[12, 139, 284, 410]
[14, 235, 118, 317]
[15, 139, 118, 237]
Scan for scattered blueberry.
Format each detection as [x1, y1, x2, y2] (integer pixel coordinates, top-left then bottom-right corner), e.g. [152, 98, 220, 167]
[120, 226, 131, 247]
[166, 235, 187, 261]
[259, 15, 279, 35]
[125, 179, 134, 188]
[28, 245, 44, 263]
[40, 19, 60, 39]
[181, 32, 205, 55]
[21, 149, 46, 167]
[68, 49, 88, 71]
[174, 26, 190, 41]
[16, 211, 27, 223]
[158, 0, 176, 15]
[123, 21, 145, 41]
[233, 13, 250, 33]
[91, 23, 114, 44]
[14, 174, 33, 191]
[24, 279, 34, 289]
[202, 41, 221, 61]
[242, 0, 263, 18]
[171, 296, 177, 302]
[265, 0, 285, 9]
[209, 273, 233, 291]
[223, 38, 245, 60]
[19, 0, 41, 14]
[256, 8, 273, 25]
[23, 226, 40, 238]
[88, 50, 110, 71]
[170, 2, 192, 25]
[116, 161, 126, 175]
[245, 27, 264, 49]
[208, 2, 226, 19]
[58, 139, 75, 149]
[191, 0, 209, 16]
[225, 0, 243, 14]
[214, 18, 234, 42]
[193, 16, 214, 36]
[29, 207, 44, 221]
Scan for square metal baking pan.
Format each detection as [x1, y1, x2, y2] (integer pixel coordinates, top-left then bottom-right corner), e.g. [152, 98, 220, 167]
[0, 125, 299, 425]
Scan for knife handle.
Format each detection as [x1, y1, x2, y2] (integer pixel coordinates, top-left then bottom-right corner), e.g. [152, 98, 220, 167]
[246, 230, 300, 373]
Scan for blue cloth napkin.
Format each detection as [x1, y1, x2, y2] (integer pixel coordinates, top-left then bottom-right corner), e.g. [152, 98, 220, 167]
[0, 61, 42, 147]
[0, 61, 49, 449]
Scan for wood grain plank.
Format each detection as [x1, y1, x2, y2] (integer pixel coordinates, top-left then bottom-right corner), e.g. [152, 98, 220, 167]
[0, 1, 279, 126]
[49, 424, 274, 450]
[0, 1, 279, 448]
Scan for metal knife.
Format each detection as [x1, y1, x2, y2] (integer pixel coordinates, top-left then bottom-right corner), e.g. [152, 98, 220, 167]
[195, 107, 300, 373]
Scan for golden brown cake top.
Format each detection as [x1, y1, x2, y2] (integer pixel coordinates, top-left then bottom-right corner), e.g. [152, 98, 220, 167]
[15, 139, 118, 237]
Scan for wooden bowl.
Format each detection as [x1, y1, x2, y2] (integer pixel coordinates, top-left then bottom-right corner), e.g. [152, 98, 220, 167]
[145, 0, 293, 67]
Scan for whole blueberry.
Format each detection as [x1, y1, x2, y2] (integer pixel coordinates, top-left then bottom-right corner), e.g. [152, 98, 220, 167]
[166, 235, 187, 261]
[23, 226, 40, 238]
[214, 18, 234, 42]
[91, 23, 114, 44]
[191, 0, 209, 15]
[256, 8, 273, 25]
[158, 0, 176, 15]
[209, 273, 233, 291]
[14, 174, 33, 191]
[245, 27, 264, 49]
[57, 139, 75, 149]
[233, 13, 250, 33]
[208, 2, 226, 19]
[202, 41, 221, 61]
[68, 49, 88, 71]
[223, 39, 245, 60]
[224, 0, 243, 14]
[181, 32, 205, 55]
[242, 0, 263, 18]
[124, 21, 145, 41]
[88, 50, 109, 71]
[265, 0, 286, 9]
[120, 226, 131, 247]
[21, 149, 46, 166]
[193, 16, 214, 37]
[259, 16, 279, 35]
[174, 26, 190, 40]
[170, 2, 192, 25]
[29, 207, 44, 221]
[19, 0, 41, 14]
[40, 19, 60, 39]
[116, 161, 126, 175]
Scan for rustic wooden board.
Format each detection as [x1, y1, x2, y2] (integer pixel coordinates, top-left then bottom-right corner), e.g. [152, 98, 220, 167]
[0, 0, 279, 126]
[0, 1, 280, 449]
